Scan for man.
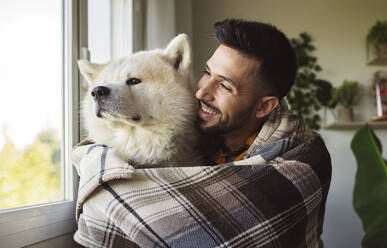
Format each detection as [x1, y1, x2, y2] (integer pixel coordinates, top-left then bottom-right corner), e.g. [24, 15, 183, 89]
[72, 19, 331, 248]
[197, 19, 297, 164]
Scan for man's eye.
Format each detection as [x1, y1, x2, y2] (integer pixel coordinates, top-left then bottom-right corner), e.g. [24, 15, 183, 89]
[203, 70, 210, 76]
[126, 77, 142, 85]
[220, 83, 232, 91]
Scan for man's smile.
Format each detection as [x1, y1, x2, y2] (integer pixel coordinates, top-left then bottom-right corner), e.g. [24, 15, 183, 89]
[198, 100, 221, 120]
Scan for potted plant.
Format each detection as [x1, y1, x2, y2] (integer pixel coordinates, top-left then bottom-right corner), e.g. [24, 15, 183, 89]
[286, 32, 334, 130]
[329, 80, 362, 122]
[367, 20, 387, 58]
[314, 79, 338, 124]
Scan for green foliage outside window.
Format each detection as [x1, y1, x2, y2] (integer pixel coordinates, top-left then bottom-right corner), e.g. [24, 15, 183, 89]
[0, 129, 61, 209]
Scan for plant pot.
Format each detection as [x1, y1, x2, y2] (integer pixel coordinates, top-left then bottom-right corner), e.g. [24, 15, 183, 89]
[376, 43, 387, 57]
[338, 107, 354, 122]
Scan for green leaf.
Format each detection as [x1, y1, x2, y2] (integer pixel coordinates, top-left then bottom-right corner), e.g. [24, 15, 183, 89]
[351, 125, 387, 247]
[287, 32, 335, 130]
[367, 20, 387, 45]
[335, 80, 362, 108]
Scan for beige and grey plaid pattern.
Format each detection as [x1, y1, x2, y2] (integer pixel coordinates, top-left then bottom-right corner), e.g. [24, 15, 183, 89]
[71, 100, 332, 248]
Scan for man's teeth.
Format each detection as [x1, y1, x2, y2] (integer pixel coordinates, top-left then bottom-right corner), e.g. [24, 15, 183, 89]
[202, 104, 218, 115]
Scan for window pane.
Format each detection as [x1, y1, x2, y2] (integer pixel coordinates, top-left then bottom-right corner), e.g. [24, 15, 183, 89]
[0, 0, 63, 210]
[88, 0, 112, 63]
[88, 0, 134, 64]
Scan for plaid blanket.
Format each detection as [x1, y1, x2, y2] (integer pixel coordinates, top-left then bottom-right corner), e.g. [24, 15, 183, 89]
[71, 100, 331, 248]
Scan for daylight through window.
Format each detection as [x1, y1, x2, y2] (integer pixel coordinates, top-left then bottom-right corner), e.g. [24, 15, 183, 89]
[0, 0, 63, 210]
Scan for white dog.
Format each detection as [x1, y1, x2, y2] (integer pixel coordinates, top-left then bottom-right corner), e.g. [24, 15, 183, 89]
[78, 34, 203, 167]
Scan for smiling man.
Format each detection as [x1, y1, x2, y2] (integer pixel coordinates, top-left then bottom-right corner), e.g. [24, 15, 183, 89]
[72, 19, 332, 248]
[197, 45, 269, 138]
[196, 19, 299, 164]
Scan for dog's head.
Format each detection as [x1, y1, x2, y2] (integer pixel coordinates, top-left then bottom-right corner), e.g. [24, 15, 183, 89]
[78, 34, 196, 139]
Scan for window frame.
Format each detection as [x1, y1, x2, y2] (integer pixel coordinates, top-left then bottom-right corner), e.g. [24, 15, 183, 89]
[110, 0, 144, 57]
[0, 0, 86, 246]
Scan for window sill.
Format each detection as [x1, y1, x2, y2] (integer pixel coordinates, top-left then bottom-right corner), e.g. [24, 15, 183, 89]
[0, 201, 77, 248]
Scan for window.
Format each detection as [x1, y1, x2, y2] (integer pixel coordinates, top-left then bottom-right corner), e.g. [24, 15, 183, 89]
[0, 0, 85, 246]
[0, 0, 140, 246]
[0, 0, 63, 211]
[88, 0, 140, 63]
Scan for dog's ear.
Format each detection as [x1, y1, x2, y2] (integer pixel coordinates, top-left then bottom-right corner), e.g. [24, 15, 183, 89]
[78, 60, 105, 85]
[163, 34, 192, 73]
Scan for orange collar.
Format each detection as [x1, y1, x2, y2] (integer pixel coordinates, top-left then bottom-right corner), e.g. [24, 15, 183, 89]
[212, 131, 258, 164]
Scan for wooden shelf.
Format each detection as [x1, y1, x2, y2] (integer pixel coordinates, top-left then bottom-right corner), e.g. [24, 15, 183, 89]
[323, 121, 387, 130]
[366, 56, 387, 65]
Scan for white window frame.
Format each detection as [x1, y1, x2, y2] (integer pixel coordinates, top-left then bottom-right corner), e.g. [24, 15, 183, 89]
[111, 0, 144, 57]
[0, 0, 86, 247]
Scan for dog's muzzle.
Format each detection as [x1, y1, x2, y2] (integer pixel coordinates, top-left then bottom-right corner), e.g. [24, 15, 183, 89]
[91, 86, 110, 118]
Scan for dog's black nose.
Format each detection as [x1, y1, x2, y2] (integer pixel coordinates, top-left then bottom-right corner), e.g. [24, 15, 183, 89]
[91, 86, 110, 98]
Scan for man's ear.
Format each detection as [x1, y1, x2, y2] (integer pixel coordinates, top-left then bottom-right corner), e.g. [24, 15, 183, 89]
[162, 33, 192, 73]
[78, 60, 106, 85]
[255, 96, 279, 119]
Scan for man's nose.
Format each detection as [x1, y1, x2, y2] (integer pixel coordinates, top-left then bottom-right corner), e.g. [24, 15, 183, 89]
[196, 79, 215, 101]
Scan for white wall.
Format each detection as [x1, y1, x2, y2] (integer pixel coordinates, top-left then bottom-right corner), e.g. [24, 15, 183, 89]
[189, 0, 387, 247]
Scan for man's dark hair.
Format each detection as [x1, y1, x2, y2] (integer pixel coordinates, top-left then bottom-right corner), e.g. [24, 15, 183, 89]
[212, 19, 297, 100]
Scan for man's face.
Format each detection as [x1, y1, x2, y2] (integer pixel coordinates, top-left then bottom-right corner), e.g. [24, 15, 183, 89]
[196, 45, 262, 135]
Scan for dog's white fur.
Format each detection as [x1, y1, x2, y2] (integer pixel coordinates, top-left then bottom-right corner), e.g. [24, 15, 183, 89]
[78, 34, 203, 167]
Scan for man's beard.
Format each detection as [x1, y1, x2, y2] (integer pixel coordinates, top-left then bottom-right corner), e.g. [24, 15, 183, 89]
[199, 102, 256, 136]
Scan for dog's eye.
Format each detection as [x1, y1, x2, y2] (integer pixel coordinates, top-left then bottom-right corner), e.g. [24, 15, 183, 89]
[126, 78, 142, 85]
